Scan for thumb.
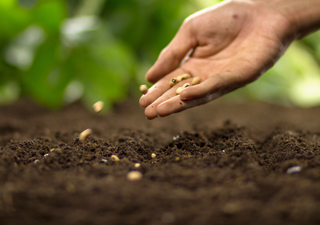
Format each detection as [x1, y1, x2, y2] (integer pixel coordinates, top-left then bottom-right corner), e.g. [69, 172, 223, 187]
[146, 20, 196, 83]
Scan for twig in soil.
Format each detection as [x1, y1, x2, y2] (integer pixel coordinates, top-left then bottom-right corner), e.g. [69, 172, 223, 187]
[92, 101, 104, 113]
[127, 171, 143, 181]
[79, 129, 92, 142]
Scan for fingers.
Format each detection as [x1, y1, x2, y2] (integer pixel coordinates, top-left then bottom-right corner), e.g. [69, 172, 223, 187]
[179, 74, 226, 101]
[139, 68, 186, 108]
[146, 21, 196, 83]
[143, 77, 194, 119]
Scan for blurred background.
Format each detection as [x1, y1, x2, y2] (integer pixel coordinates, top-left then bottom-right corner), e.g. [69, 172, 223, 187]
[0, 0, 320, 112]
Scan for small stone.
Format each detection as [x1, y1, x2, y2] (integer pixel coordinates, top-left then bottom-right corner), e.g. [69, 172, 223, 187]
[151, 153, 156, 159]
[287, 165, 302, 174]
[134, 163, 141, 168]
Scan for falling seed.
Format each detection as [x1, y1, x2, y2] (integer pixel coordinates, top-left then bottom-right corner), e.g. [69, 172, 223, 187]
[79, 128, 92, 142]
[176, 87, 183, 95]
[139, 84, 148, 94]
[127, 171, 143, 181]
[287, 165, 301, 174]
[134, 163, 141, 168]
[111, 155, 120, 162]
[151, 153, 156, 158]
[192, 77, 201, 85]
[182, 83, 190, 89]
[92, 101, 104, 113]
[44, 154, 49, 158]
[170, 78, 177, 87]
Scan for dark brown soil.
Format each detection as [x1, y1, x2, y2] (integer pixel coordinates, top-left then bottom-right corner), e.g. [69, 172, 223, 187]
[0, 98, 320, 225]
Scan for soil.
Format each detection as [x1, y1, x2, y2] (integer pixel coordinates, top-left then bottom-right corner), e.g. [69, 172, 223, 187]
[0, 98, 320, 225]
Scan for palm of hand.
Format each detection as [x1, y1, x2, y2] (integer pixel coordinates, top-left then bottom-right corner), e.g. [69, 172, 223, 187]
[140, 0, 295, 119]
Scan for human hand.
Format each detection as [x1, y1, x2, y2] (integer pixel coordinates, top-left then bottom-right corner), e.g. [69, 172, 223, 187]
[139, 0, 297, 119]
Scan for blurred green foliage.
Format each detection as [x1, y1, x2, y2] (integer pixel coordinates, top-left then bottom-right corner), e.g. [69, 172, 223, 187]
[0, 0, 319, 110]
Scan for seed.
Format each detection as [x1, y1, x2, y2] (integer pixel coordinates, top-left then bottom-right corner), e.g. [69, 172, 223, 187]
[182, 83, 190, 89]
[176, 75, 184, 82]
[92, 101, 104, 113]
[176, 87, 183, 95]
[50, 148, 55, 152]
[175, 157, 180, 161]
[134, 163, 141, 168]
[44, 154, 49, 158]
[182, 73, 191, 79]
[111, 155, 120, 162]
[34, 159, 39, 164]
[79, 128, 92, 142]
[101, 159, 108, 163]
[127, 171, 143, 181]
[151, 153, 156, 158]
[170, 78, 177, 87]
[139, 84, 148, 94]
[192, 77, 201, 85]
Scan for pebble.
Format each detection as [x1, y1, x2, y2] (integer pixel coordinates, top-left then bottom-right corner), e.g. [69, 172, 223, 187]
[287, 165, 302, 174]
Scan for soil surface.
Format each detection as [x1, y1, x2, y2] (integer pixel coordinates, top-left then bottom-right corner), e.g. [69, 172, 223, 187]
[0, 98, 320, 225]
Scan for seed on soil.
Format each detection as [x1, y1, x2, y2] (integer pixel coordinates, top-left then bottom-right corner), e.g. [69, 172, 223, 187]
[79, 128, 92, 142]
[170, 78, 177, 87]
[151, 153, 156, 158]
[192, 77, 201, 85]
[111, 155, 120, 162]
[182, 83, 190, 89]
[50, 148, 55, 152]
[139, 84, 148, 94]
[34, 159, 39, 164]
[101, 159, 108, 163]
[134, 163, 141, 168]
[92, 101, 104, 113]
[176, 87, 183, 95]
[127, 171, 143, 181]
[44, 154, 49, 158]
[287, 165, 301, 174]
[175, 157, 180, 161]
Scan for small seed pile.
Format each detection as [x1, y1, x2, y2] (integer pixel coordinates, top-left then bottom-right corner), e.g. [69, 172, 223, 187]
[175, 76, 201, 95]
[170, 73, 191, 87]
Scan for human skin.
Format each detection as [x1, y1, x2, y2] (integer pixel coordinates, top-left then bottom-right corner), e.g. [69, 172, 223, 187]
[139, 0, 320, 119]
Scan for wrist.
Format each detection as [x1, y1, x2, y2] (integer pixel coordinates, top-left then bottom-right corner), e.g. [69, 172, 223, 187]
[254, 0, 320, 39]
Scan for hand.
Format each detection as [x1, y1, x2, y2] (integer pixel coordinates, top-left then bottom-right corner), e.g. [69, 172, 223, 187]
[139, 0, 296, 119]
